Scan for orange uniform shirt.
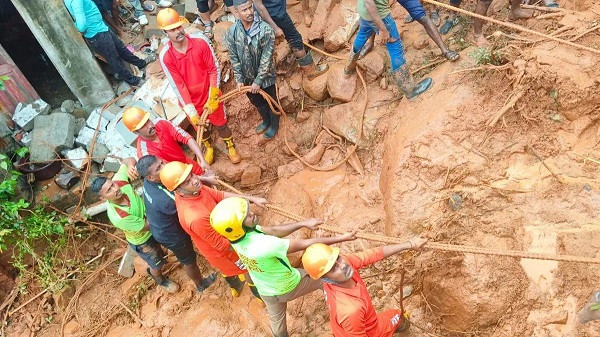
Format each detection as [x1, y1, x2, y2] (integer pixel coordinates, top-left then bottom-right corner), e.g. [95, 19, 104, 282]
[323, 248, 403, 337]
[174, 186, 244, 276]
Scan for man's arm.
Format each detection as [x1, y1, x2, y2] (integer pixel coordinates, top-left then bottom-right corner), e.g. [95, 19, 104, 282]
[70, 0, 89, 33]
[382, 237, 427, 258]
[287, 231, 357, 254]
[186, 138, 209, 169]
[222, 191, 268, 207]
[121, 157, 139, 181]
[253, 26, 276, 88]
[160, 51, 194, 107]
[364, 0, 392, 43]
[253, 0, 284, 37]
[259, 218, 320, 238]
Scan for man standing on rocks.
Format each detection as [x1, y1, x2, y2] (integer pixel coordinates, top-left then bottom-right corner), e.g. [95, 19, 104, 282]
[65, 0, 153, 86]
[345, 0, 433, 99]
[159, 161, 266, 298]
[210, 197, 358, 337]
[301, 237, 427, 336]
[226, 0, 280, 139]
[90, 158, 180, 293]
[136, 155, 218, 293]
[122, 106, 211, 175]
[252, 0, 328, 79]
[157, 8, 242, 165]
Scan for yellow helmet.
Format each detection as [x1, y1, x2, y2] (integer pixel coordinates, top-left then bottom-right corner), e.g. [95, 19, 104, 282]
[210, 197, 249, 241]
[302, 243, 340, 279]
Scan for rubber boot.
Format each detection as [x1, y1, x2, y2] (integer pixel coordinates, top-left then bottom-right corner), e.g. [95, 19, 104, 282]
[248, 282, 262, 301]
[196, 272, 217, 293]
[393, 64, 433, 100]
[224, 275, 245, 297]
[146, 268, 180, 293]
[255, 106, 271, 134]
[264, 110, 280, 139]
[344, 49, 360, 76]
[297, 50, 329, 80]
[223, 136, 242, 164]
[201, 137, 214, 165]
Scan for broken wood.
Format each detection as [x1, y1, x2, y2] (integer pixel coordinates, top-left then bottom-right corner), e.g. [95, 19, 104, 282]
[571, 24, 600, 42]
[573, 152, 600, 166]
[487, 90, 524, 127]
[117, 300, 146, 326]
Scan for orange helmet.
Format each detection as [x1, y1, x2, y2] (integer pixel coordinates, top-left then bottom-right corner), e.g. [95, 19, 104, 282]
[302, 243, 340, 279]
[160, 161, 193, 191]
[157, 8, 186, 30]
[122, 107, 150, 132]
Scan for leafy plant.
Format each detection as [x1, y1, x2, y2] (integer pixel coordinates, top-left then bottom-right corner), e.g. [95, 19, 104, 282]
[469, 47, 504, 66]
[0, 75, 9, 91]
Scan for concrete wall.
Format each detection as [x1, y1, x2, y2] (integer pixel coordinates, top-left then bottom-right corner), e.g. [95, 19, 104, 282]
[11, 0, 115, 111]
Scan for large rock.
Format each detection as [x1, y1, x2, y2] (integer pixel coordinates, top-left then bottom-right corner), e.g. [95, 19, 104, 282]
[307, 0, 337, 41]
[327, 63, 357, 102]
[30, 113, 75, 162]
[213, 21, 233, 52]
[322, 102, 358, 143]
[12, 99, 50, 131]
[277, 79, 297, 114]
[211, 159, 251, 182]
[89, 142, 110, 164]
[357, 50, 386, 83]
[324, 0, 359, 52]
[0, 114, 12, 138]
[240, 165, 261, 187]
[303, 72, 329, 101]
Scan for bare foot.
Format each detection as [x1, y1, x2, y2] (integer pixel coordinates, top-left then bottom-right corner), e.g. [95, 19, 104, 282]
[304, 13, 312, 27]
[473, 33, 489, 47]
[509, 8, 534, 20]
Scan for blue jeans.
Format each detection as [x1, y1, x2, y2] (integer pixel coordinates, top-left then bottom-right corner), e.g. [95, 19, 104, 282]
[398, 0, 426, 20]
[352, 15, 405, 71]
[129, 0, 143, 17]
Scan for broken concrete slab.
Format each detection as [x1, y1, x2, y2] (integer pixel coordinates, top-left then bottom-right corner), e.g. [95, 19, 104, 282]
[74, 118, 86, 135]
[101, 156, 121, 173]
[12, 99, 50, 131]
[89, 142, 110, 164]
[86, 108, 111, 131]
[30, 113, 75, 162]
[75, 127, 106, 150]
[63, 147, 88, 170]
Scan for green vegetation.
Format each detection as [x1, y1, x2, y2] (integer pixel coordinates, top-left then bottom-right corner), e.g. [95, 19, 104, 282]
[469, 47, 504, 66]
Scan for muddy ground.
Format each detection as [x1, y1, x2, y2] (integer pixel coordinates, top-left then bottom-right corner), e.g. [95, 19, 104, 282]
[4, 0, 600, 336]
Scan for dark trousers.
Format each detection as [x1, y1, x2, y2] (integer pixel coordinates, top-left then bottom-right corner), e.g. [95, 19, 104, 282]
[246, 84, 277, 110]
[271, 13, 304, 52]
[87, 30, 145, 85]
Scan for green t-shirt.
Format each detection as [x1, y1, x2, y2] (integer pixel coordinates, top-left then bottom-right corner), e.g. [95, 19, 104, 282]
[106, 164, 151, 245]
[357, 0, 390, 22]
[231, 226, 301, 297]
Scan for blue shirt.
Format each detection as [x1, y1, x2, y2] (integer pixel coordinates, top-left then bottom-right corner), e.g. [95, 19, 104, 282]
[142, 179, 189, 246]
[64, 0, 109, 39]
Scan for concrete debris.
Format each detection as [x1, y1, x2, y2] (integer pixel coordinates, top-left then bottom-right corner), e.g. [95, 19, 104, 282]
[19, 131, 32, 147]
[89, 142, 110, 164]
[76, 127, 106, 150]
[0, 114, 12, 138]
[102, 157, 122, 173]
[30, 113, 75, 162]
[64, 147, 88, 171]
[74, 118, 86, 135]
[54, 169, 80, 190]
[86, 108, 111, 131]
[60, 99, 76, 114]
[116, 93, 134, 108]
[116, 81, 132, 96]
[12, 99, 50, 131]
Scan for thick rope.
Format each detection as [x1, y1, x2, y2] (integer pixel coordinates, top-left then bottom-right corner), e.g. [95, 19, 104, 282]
[215, 178, 600, 264]
[422, 0, 600, 55]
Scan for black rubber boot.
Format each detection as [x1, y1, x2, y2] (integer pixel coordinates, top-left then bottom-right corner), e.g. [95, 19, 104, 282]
[255, 106, 271, 134]
[264, 110, 280, 139]
[344, 49, 360, 75]
[393, 64, 433, 100]
[224, 275, 245, 297]
[196, 272, 217, 293]
[297, 50, 329, 80]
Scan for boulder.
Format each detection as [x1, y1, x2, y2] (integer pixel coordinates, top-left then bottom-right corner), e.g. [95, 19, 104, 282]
[302, 143, 326, 165]
[357, 51, 386, 83]
[307, 0, 337, 41]
[211, 159, 250, 182]
[275, 42, 291, 66]
[277, 159, 304, 179]
[12, 99, 50, 131]
[63, 147, 88, 170]
[213, 21, 233, 52]
[60, 99, 76, 114]
[327, 63, 356, 102]
[240, 165, 261, 187]
[30, 113, 75, 162]
[277, 79, 297, 114]
[322, 102, 358, 143]
[303, 72, 329, 101]
[323, 0, 359, 52]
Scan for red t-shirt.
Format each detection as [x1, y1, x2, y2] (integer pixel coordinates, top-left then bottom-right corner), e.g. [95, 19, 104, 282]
[136, 119, 203, 175]
[174, 186, 230, 258]
[323, 248, 401, 337]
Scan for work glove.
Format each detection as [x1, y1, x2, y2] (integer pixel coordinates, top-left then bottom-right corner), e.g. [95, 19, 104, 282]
[183, 103, 200, 126]
[203, 87, 221, 115]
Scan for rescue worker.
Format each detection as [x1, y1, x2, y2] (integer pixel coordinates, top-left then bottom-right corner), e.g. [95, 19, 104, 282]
[157, 8, 242, 165]
[136, 155, 218, 293]
[210, 197, 358, 337]
[226, 0, 279, 139]
[89, 158, 180, 292]
[253, 0, 328, 79]
[301, 237, 428, 336]
[578, 290, 600, 324]
[344, 0, 433, 99]
[159, 161, 265, 298]
[122, 106, 210, 175]
[65, 0, 153, 86]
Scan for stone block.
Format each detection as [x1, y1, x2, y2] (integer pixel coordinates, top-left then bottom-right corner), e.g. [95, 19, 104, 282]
[0, 114, 12, 138]
[89, 142, 110, 164]
[86, 108, 110, 131]
[102, 157, 122, 173]
[61, 99, 76, 114]
[76, 127, 107, 150]
[277, 79, 297, 114]
[240, 165, 261, 187]
[12, 99, 50, 131]
[322, 102, 358, 143]
[307, 0, 336, 41]
[327, 63, 356, 102]
[30, 113, 75, 162]
[302, 72, 329, 101]
[74, 118, 86, 135]
[64, 147, 88, 170]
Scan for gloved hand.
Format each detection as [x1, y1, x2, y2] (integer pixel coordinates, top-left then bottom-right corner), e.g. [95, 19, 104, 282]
[183, 103, 200, 125]
[203, 87, 221, 114]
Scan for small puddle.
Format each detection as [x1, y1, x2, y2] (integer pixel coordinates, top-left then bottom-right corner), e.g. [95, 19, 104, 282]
[520, 226, 558, 295]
